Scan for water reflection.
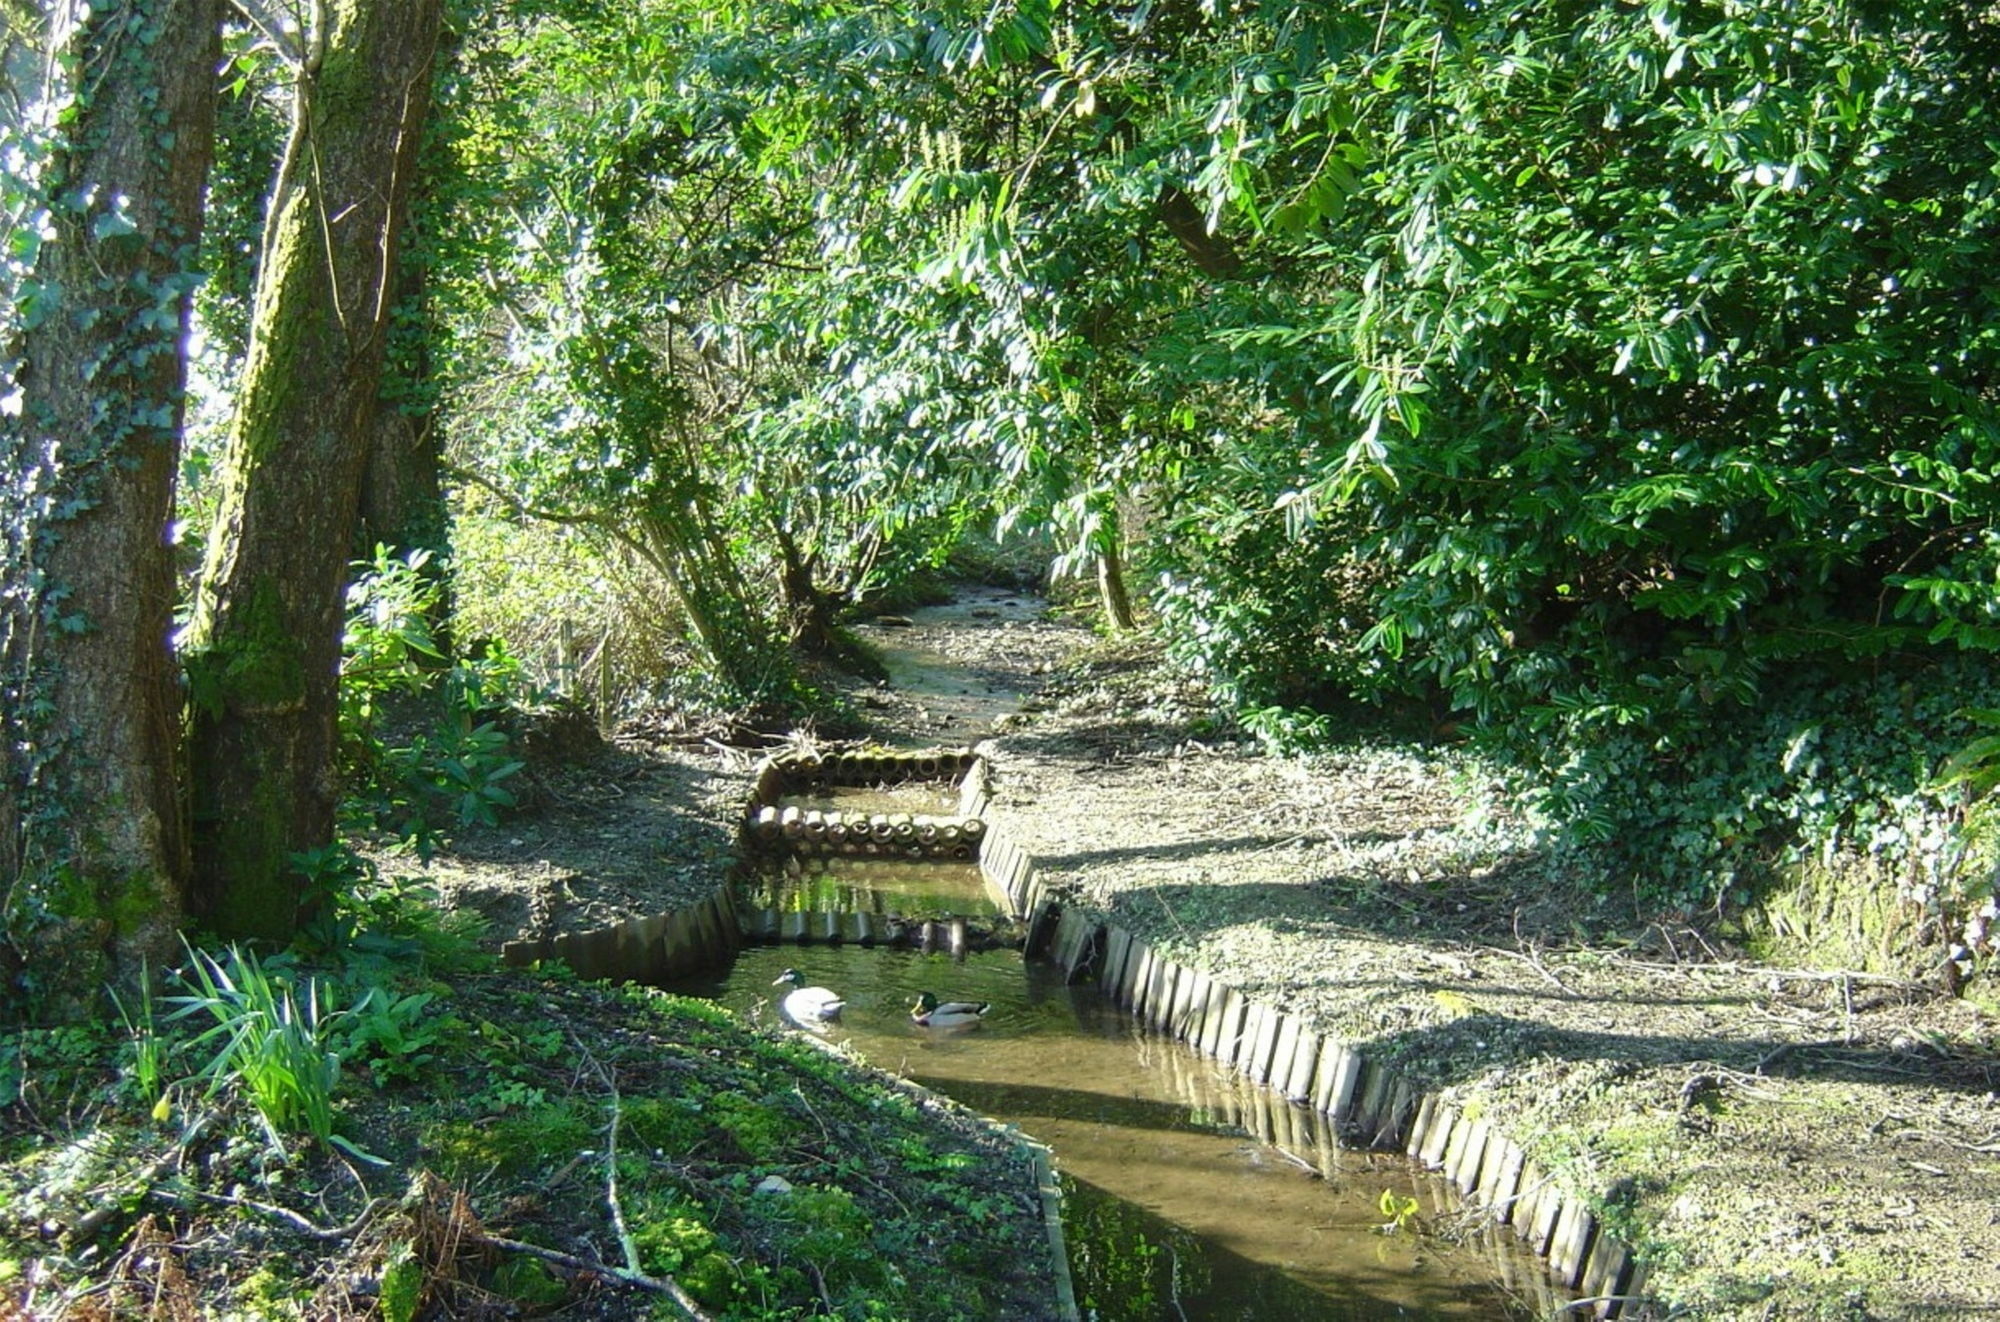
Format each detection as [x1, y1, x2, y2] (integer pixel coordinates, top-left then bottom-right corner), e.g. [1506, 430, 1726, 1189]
[663, 945, 1543, 1320]
[736, 856, 1002, 918]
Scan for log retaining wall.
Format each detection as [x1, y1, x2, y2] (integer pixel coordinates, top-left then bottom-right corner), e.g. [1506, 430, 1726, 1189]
[1017, 887, 1651, 1317]
[510, 746, 1654, 1318]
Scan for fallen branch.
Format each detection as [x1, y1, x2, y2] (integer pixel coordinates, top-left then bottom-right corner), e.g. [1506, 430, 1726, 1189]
[576, 1042, 713, 1322]
[1491, 943, 1575, 996]
[1607, 953, 1926, 992]
[468, 1231, 714, 1319]
[175, 1189, 388, 1241]
[1885, 1127, 2000, 1154]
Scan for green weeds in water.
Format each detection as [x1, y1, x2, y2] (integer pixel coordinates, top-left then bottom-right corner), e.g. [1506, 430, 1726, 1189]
[1374, 1188, 1422, 1234]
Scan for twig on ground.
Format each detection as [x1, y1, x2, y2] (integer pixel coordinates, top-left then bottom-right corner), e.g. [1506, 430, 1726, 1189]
[1608, 953, 1925, 991]
[470, 1232, 715, 1318]
[1492, 943, 1574, 996]
[68, 1111, 215, 1243]
[805, 1261, 837, 1314]
[1884, 1127, 2000, 1154]
[174, 1189, 388, 1241]
[574, 1039, 711, 1322]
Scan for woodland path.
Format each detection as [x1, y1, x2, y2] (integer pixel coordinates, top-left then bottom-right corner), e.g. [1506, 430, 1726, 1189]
[965, 628, 2000, 1322]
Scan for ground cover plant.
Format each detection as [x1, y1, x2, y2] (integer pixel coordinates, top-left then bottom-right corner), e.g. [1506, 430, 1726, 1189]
[0, 928, 1056, 1319]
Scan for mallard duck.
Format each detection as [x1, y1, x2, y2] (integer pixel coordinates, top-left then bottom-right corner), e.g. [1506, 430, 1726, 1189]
[772, 969, 844, 1028]
[909, 991, 990, 1030]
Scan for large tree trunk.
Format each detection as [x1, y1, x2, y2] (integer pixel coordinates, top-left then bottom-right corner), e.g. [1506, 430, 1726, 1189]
[360, 390, 444, 561]
[182, 0, 443, 941]
[0, 0, 219, 1017]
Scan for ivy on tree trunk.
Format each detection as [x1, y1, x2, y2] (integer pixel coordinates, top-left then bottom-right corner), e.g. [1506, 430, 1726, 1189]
[0, 0, 220, 1017]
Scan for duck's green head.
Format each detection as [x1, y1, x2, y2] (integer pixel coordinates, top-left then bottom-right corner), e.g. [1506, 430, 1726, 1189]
[773, 969, 805, 988]
[910, 991, 938, 1012]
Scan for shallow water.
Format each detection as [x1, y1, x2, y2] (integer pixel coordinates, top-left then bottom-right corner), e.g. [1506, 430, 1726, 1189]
[854, 587, 1056, 745]
[663, 944, 1543, 1320]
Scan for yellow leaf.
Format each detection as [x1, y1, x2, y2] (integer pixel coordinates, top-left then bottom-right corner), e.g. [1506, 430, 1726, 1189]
[1431, 989, 1476, 1019]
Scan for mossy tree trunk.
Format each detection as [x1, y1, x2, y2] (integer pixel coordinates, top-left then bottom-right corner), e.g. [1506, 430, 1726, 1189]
[1096, 525, 1137, 633]
[1092, 499, 1137, 632]
[0, 0, 220, 1017]
[182, 0, 444, 941]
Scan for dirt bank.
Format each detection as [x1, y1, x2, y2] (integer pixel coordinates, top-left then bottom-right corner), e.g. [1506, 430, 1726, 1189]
[979, 643, 2000, 1321]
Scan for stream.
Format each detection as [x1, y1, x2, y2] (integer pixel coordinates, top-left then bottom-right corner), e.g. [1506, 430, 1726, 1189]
[664, 940, 1541, 1319]
[664, 593, 1551, 1317]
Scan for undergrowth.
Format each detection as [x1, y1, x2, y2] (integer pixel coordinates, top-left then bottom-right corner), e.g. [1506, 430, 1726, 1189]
[0, 889, 1051, 1320]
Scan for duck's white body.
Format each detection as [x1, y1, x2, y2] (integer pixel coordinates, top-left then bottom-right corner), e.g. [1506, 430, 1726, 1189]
[773, 969, 844, 1029]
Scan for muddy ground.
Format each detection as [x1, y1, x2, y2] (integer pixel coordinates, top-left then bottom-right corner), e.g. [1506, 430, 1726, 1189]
[409, 589, 2000, 1321]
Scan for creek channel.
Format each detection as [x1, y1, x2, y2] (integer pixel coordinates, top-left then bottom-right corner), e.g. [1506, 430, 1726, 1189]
[664, 594, 1552, 1319]
[666, 929, 1540, 1320]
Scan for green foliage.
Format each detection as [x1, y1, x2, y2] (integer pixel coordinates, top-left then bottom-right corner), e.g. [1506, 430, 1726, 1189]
[708, 1090, 797, 1164]
[332, 985, 449, 1088]
[291, 846, 491, 978]
[164, 944, 348, 1157]
[160, 935, 448, 1160]
[449, 507, 685, 718]
[379, 1239, 424, 1322]
[1506, 656, 1990, 916]
[780, 0, 2000, 924]
[428, 1101, 595, 1178]
[107, 968, 168, 1115]
[340, 546, 529, 853]
[1930, 710, 2000, 958]
[428, 5, 815, 706]
[621, 1095, 711, 1155]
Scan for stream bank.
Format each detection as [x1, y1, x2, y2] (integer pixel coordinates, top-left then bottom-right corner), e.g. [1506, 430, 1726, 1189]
[978, 650, 2000, 1321]
[422, 586, 1998, 1319]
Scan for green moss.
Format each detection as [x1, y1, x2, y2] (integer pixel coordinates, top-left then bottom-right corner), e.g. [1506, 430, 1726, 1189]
[1742, 859, 1925, 976]
[185, 576, 306, 719]
[231, 1263, 311, 1318]
[710, 1090, 797, 1163]
[622, 1096, 709, 1155]
[425, 1102, 596, 1179]
[490, 1256, 566, 1308]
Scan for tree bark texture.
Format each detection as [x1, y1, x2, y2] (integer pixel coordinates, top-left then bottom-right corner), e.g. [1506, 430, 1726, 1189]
[1097, 540, 1137, 633]
[183, 0, 443, 940]
[0, 0, 220, 1016]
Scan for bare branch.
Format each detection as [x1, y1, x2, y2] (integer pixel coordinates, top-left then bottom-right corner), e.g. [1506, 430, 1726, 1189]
[227, 0, 304, 66]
